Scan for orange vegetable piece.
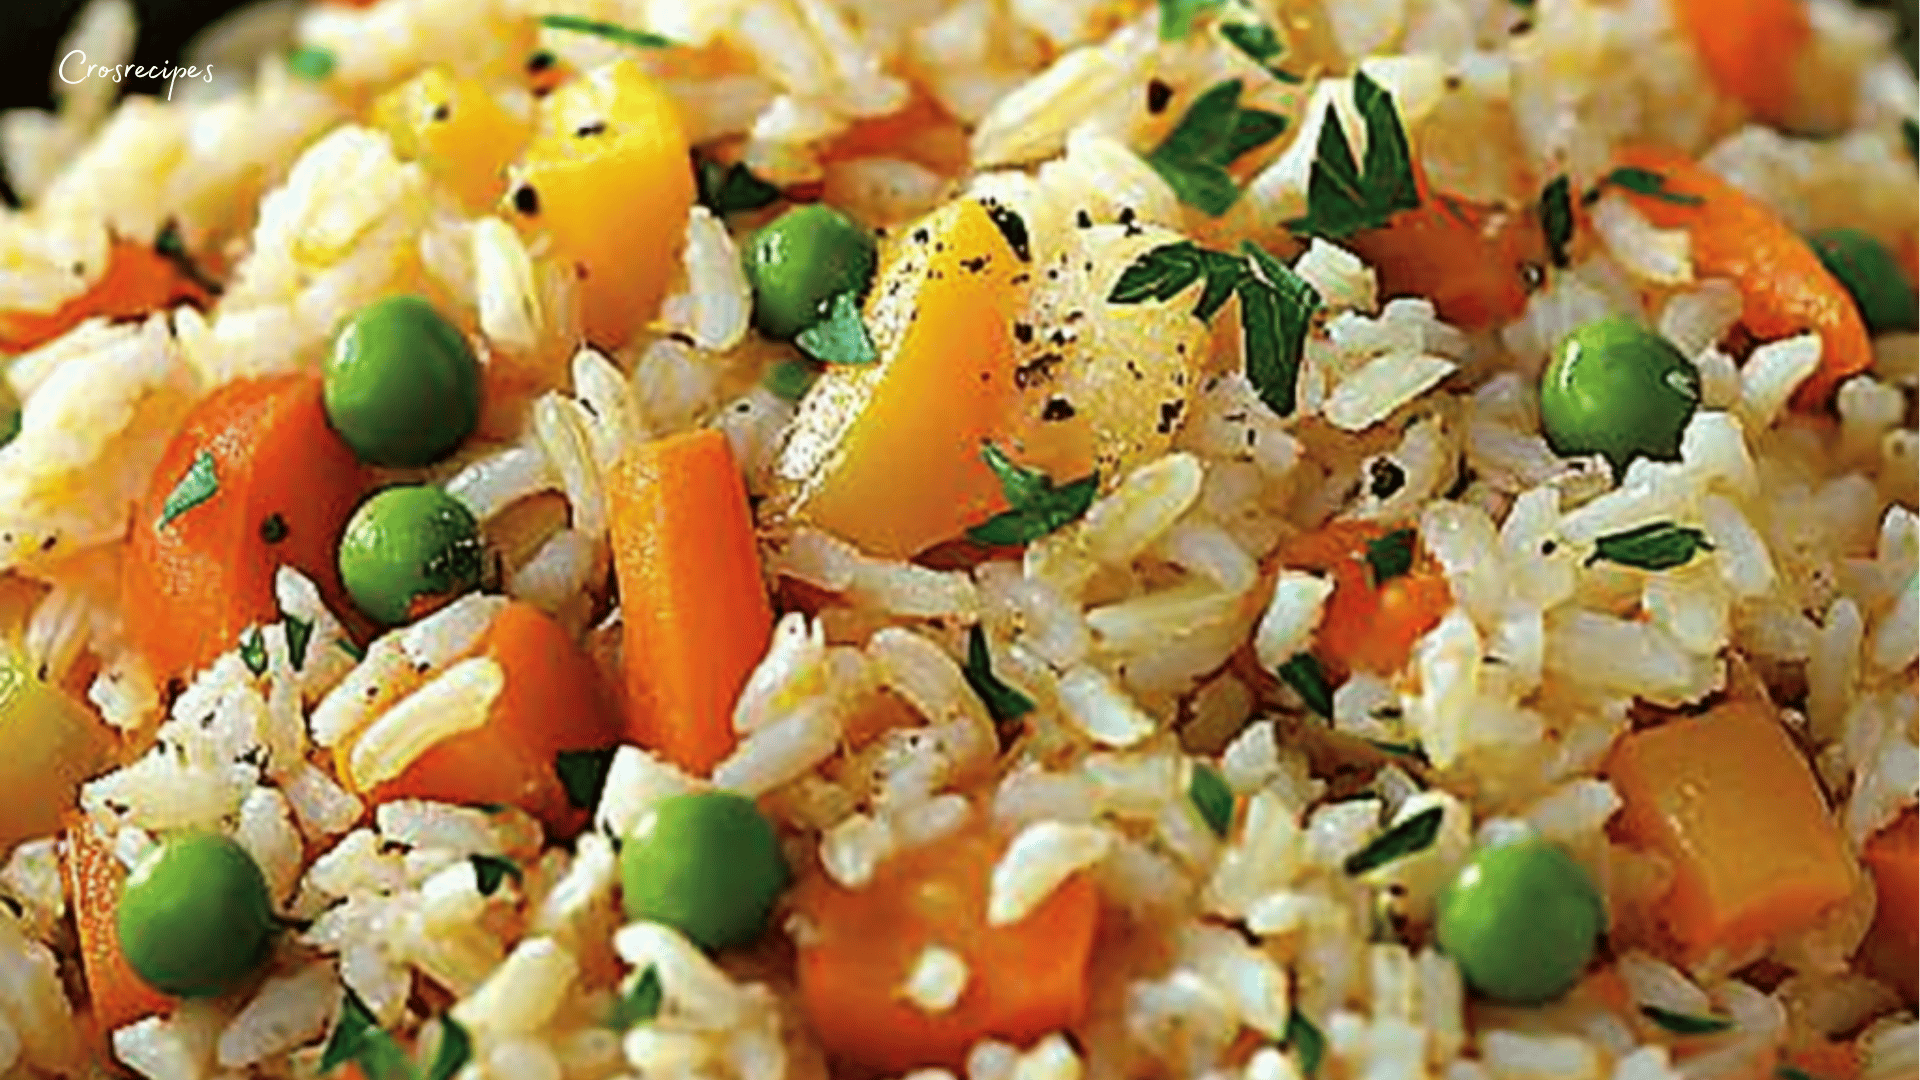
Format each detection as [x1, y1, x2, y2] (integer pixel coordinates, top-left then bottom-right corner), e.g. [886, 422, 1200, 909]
[821, 90, 971, 177]
[62, 822, 173, 1036]
[1860, 808, 1918, 1003]
[1275, 520, 1451, 678]
[122, 372, 368, 683]
[608, 429, 774, 776]
[1670, 0, 1810, 128]
[791, 820, 1101, 1074]
[369, 602, 622, 835]
[1346, 165, 1547, 331]
[1606, 701, 1854, 962]
[1610, 146, 1871, 410]
[1779, 1039, 1862, 1080]
[0, 240, 212, 356]
[373, 66, 533, 212]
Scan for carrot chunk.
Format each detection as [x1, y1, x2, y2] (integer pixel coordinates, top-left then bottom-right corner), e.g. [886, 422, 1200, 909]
[0, 240, 212, 356]
[1275, 520, 1451, 678]
[1346, 166, 1547, 331]
[1670, 0, 1810, 128]
[1860, 808, 1918, 1003]
[62, 822, 173, 1037]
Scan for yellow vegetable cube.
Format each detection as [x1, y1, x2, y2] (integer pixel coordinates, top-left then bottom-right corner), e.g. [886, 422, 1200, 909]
[372, 66, 532, 213]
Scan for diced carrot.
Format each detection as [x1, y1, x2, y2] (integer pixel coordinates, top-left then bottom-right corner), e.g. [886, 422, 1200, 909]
[607, 429, 774, 776]
[1275, 520, 1451, 678]
[1346, 165, 1547, 330]
[820, 89, 971, 177]
[791, 819, 1101, 1074]
[1859, 808, 1918, 1003]
[1670, 0, 1810, 128]
[0, 240, 212, 356]
[1780, 1039, 1862, 1080]
[62, 822, 172, 1038]
[368, 602, 622, 835]
[1606, 701, 1855, 962]
[122, 372, 368, 683]
[1610, 146, 1872, 410]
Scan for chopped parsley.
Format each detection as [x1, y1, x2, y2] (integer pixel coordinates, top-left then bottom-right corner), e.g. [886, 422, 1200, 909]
[239, 627, 268, 676]
[320, 991, 471, 1080]
[285, 615, 314, 672]
[1638, 1004, 1734, 1036]
[286, 46, 335, 82]
[335, 637, 367, 663]
[795, 292, 878, 366]
[1284, 71, 1421, 239]
[1145, 79, 1289, 217]
[259, 513, 289, 545]
[1188, 762, 1234, 837]
[965, 444, 1098, 547]
[1539, 174, 1574, 268]
[762, 357, 820, 402]
[1904, 118, 1917, 161]
[609, 966, 663, 1029]
[1106, 241, 1248, 321]
[1157, 0, 1225, 40]
[1219, 15, 1302, 82]
[1776, 1068, 1819, 1080]
[554, 747, 620, 811]
[1587, 166, 1704, 207]
[1277, 652, 1333, 718]
[537, 14, 673, 49]
[963, 624, 1034, 729]
[1365, 528, 1416, 584]
[1587, 521, 1714, 571]
[158, 451, 218, 529]
[469, 854, 521, 897]
[697, 159, 782, 216]
[1286, 1007, 1325, 1077]
[1343, 805, 1444, 875]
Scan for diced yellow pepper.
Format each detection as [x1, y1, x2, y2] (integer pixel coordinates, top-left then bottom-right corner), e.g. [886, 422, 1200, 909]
[372, 66, 532, 213]
[0, 649, 110, 852]
[506, 60, 694, 349]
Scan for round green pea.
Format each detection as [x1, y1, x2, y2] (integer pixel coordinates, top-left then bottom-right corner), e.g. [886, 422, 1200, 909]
[324, 294, 482, 468]
[1540, 315, 1701, 475]
[1809, 228, 1919, 336]
[1435, 836, 1603, 1005]
[743, 204, 877, 340]
[338, 484, 484, 625]
[116, 832, 278, 998]
[619, 791, 789, 951]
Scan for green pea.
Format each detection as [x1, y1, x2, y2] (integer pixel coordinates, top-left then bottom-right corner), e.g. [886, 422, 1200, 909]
[1540, 315, 1700, 475]
[619, 791, 789, 950]
[744, 204, 877, 340]
[1435, 836, 1603, 1005]
[337, 485, 484, 625]
[116, 832, 278, 998]
[1809, 228, 1919, 336]
[324, 295, 482, 468]
[0, 372, 19, 451]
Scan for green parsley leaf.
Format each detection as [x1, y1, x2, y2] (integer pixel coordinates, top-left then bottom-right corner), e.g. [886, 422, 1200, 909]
[697, 159, 782, 216]
[469, 854, 522, 897]
[1590, 166, 1705, 207]
[286, 46, 335, 82]
[260, 513, 289, 545]
[1776, 1067, 1819, 1080]
[335, 637, 367, 663]
[554, 747, 620, 811]
[1587, 522, 1714, 571]
[609, 967, 663, 1030]
[1343, 805, 1444, 875]
[1188, 763, 1234, 837]
[1287, 1008, 1325, 1077]
[1284, 70, 1420, 239]
[158, 450, 219, 529]
[239, 627, 268, 677]
[1158, 0, 1225, 40]
[795, 291, 878, 366]
[1638, 1004, 1735, 1036]
[1238, 240, 1321, 418]
[320, 992, 414, 1079]
[1903, 118, 1917, 161]
[963, 624, 1034, 728]
[1219, 18, 1302, 82]
[1145, 80, 1288, 217]
[285, 615, 314, 672]
[1277, 652, 1333, 718]
[538, 14, 673, 49]
[1366, 739, 1430, 763]
[763, 357, 820, 402]
[1365, 528, 1416, 585]
[966, 444, 1099, 547]
[422, 1017, 471, 1080]
[1106, 242, 1246, 320]
[1540, 174, 1574, 268]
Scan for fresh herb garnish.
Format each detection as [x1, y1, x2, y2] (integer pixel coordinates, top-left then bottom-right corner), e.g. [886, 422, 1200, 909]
[1366, 739, 1430, 763]
[1776, 1067, 1819, 1080]
[158, 450, 218, 529]
[1365, 528, 1416, 584]
[1587, 166, 1705, 207]
[1277, 652, 1333, 718]
[1219, 17, 1302, 82]
[697, 159, 781, 216]
[1238, 240, 1321, 418]
[1343, 805, 1444, 875]
[609, 966, 663, 1029]
[1284, 70, 1421, 239]
[285, 615, 314, 672]
[763, 358, 820, 402]
[794, 292, 878, 366]
[286, 46, 335, 82]
[259, 513, 289, 545]
[537, 14, 673, 49]
[1145, 79, 1289, 217]
[469, 854, 521, 897]
[1903, 118, 1917, 161]
[1587, 522, 1713, 571]
[1188, 763, 1234, 837]
[1638, 1004, 1734, 1036]
[963, 624, 1034, 729]
[1157, 0, 1225, 40]
[335, 637, 367, 663]
[320, 991, 471, 1080]
[1106, 241, 1247, 321]
[554, 747, 619, 811]
[239, 627, 268, 676]
[1286, 1007, 1325, 1077]
[1539, 174, 1574, 268]
[421, 1018, 471, 1080]
[965, 444, 1099, 547]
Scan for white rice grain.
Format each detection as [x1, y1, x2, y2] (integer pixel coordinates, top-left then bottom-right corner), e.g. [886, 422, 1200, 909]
[900, 945, 969, 1013]
[346, 656, 504, 790]
[988, 820, 1110, 926]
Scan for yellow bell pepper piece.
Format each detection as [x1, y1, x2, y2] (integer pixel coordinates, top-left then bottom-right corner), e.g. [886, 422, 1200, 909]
[372, 66, 532, 213]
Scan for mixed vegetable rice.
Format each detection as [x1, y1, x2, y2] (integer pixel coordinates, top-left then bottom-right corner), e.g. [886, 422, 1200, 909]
[0, 0, 1914, 1078]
